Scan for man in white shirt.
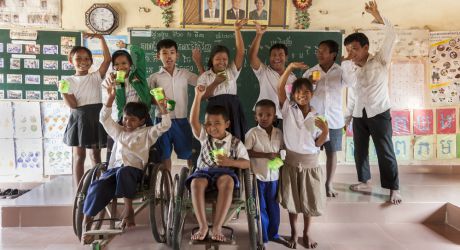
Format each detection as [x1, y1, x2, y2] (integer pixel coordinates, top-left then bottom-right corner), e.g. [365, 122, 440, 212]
[345, 1, 402, 205]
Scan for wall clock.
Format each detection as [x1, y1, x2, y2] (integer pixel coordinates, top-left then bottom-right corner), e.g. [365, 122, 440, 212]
[85, 3, 119, 35]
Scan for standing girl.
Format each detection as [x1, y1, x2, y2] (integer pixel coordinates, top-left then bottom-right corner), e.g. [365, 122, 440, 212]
[277, 62, 329, 249]
[198, 19, 248, 142]
[62, 33, 111, 185]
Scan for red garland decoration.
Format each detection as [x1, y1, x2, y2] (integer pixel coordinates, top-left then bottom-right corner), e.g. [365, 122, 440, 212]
[152, 0, 175, 8]
[293, 0, 312, 11]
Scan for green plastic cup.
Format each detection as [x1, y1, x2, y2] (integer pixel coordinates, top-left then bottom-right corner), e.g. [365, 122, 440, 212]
[317, 115, 327, 122]
[58, 79, 69, 94]
[150, 87, 165, 101]
[167, 100, 176, 111]
[115, 70, 126, 83]
[217, 70, 227, 79]
[267, 157, 283, 170]
[211, 148, 225, 158]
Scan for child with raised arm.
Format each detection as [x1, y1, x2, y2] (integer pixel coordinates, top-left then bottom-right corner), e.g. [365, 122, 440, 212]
[245, 99, 287, 246]
[186, 85, 250, 242]
[62, 33, 111, 185]
[148, 39, 204, 171]
[198, 19, 248, 141]
[81, 82, 171, 244]
[249, 21, 297, 128]
[277, 62, 329, 249]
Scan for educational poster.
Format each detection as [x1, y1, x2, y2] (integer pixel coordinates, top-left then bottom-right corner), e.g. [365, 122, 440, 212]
[0, 101, 14, 138]
[41, 102, 69, 138]
[13, 102, 42, 138]
[391, 110, 411, 135]
[436, 108, 456, 134]
[345, 137, 354, 163]
[436, 134, 456, 159]
[0, 139, 15, 176]
[393, 136, 412, 161]
[15, 138, 43, 177]
[413, 135, 436, 160]
[44, 138, 72, 175]
[413, 109, 434, 135]
[363, 29, 429, 57]
[390, 62, 425, 109]
[85, 35, 128, 74]
[429, 32, 460, 105]
[0, 0, 60, 28]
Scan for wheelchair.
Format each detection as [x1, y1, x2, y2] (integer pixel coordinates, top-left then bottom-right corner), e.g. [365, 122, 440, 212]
[167, 166, 265, 250]
[72, 146, 173, 249]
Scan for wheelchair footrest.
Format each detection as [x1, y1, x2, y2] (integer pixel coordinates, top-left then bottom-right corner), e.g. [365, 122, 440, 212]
[83, 229, 124, 237]
[189, 226, 235, 245]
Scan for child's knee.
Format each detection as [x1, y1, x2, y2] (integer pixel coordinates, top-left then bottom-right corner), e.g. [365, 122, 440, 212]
[191, 178, 208, 191]
[216, 175, 234, 190]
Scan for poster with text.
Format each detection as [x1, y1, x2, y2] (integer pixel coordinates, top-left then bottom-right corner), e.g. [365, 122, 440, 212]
[437, 134, 456, 159]
[13, 102, 42, 138]
[413, 135, 436, 160]
[413, 109, 434, 135]
[390, 62, 425, 109]
[44, 139, 72, 175]
[392, 136, 412, 161]
[436, 108, 456, 134]
[391, 110, 411, 135]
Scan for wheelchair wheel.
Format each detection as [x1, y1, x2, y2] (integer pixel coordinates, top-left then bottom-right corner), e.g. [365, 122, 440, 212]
[166, 173, 178, 246]
[243, 169, 264, 250]
[172, 167, 189, 250]
[149, 165, 173, 243]
[253, 174, 265, 250]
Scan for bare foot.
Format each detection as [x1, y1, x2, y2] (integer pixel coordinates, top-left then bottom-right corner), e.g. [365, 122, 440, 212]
[211, 228, 227, 242]
[326, 185, 338, 197]
[286, 235, 297, 249]
[349, 182, 371, 191]
[191, 226, 208, 241]
[390, 189, 402, 205]
[303, 233, 318, 249]
[272, 237, 291, 247]
[120, 209, 135, 230]
[81, 216, 94, 245]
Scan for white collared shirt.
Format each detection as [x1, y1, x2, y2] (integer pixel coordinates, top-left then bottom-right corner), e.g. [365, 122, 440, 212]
[303, 63, 352, 129]
[348, 17, 397, 118]
[148, 67, 198, 119]
[281, 101, 324, 154]
[196, 127, 249, 170]
[100, 106, 171, 170]
[253, 63, 297, 119]
[197, 62, 241, 96]
[245, 125, 283, 182]
[341, 60, 357, 125]
[66, 71, 103, 107]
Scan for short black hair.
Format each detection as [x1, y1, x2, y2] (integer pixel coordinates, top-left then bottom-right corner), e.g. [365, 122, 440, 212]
[344, 32, 369, 47]
[319, 40, 339, 60]
[68, 46, 93, 63]
[255, 99, 276, 111]
[290, 78, 314, 101]
[205, 105, 229, 121]
[123, 102, 149, 120]
[207, 45, 230, 69]
[112, 50, 133, 67]
[156, 39, 178, 53]
[269, 43, 288, 56]
[254, 0, 265, 4]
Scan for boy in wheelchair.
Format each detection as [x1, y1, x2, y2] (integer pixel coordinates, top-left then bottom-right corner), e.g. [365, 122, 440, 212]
[186, 85, 250, 242]
[81, 82, 171, 243]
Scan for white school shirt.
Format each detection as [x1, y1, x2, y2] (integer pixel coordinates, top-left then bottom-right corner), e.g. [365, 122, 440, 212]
[281, 101, 324, 154]
[245, 125, 283, 182]
[197, 62, 241, 96]
[66, 71, 103, 106]
[196, 127, 249, 170]
[100, 106, 171, 170]
[341, 60, 357, 125]
[253, 63, 297, 119]
[348, 17, 397, 118]
[303, 63, 352, 129]
[148, 67, 198, 119]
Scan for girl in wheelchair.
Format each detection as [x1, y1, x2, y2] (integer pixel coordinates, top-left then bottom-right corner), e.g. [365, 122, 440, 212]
[81, 82, 171, 244]
[186, 85, 250, 242]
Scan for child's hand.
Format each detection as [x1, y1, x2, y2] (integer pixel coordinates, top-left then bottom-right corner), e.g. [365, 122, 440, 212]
[216, 155, 233, 167]
[234, 19, 248, 31]
[83, 32, 103, 39]
[106, 79, 116, 99]
[315, 117, 329, 133]
[157, 99, 168, 115]
[254, 21, 267, 35]
[195, 85, 206, 99]
[214, 74, 226, 85]
[116, 40, 127, 49]
[192, 48, 202, 64]
[364, 0, 379, 15]
[288, 62, 309, 71]
[267, 152, 280, 160]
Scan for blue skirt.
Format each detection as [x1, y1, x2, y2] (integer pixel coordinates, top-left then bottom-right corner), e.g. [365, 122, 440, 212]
[208, 94, 247, 143]
[185, 167, 239, 191]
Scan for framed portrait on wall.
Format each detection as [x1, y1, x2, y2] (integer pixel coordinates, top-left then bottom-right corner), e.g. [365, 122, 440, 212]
[248, 0, 269, 25]
[201, 0, 222, 23]
[224, 0, 247, 24]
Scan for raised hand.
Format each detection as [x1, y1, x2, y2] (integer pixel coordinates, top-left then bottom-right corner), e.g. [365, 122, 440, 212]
[195, 85, 206, 99]
[364, 0, 379, 15]
[115, 40, 127, 49]
[288, 62, 309, 71]
[254, 21, 267, 35]
[234, 18, 248, 31]
[83, 32, 103, 39]
[192, 48, 202, 64]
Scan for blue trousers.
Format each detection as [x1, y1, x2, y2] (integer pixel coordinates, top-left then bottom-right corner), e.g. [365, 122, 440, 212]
[257, 179, 280, 242]
[83, 166, 143, 216]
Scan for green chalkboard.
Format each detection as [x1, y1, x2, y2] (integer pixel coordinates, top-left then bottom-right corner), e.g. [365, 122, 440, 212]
[0, 29, 81, 100]
[129, 29, 342, 127]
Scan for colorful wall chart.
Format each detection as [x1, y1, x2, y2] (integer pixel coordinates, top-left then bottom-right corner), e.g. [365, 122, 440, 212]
[13, 102, 42, 138]
[413, 109, 434, 135]
[41, 102, 69, 138]
[44, 138, 71, 175]
[15, 138, 43, 177]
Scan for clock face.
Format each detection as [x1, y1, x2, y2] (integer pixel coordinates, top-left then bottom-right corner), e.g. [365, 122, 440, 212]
[89, 7, 115, 32]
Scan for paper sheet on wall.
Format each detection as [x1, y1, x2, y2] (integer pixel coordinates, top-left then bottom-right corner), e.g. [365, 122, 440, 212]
[391, 110, 411, 135]
[0, 0, 60, 28]
[390, 62, 425, 109]
[15, 139, 43, 177]
[0, 101, 14, 138]
[44, 138, 72, 175]
[436, 108, 456, 134]
[362, 29, 429, 57]
[393, 136, 413, 161]
[437, 134, 456, 159]
[413, 109, 434, 135]
[13, 102, 42, 138]
[0, 139, 15, 176]
[41, 102, 69, 138]
[413, 135, 436, 160]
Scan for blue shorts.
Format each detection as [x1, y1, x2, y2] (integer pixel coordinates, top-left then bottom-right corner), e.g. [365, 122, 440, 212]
[185, 167, 239, 191]
[323, 128, 343, 152]
[155, 118, 193, 160]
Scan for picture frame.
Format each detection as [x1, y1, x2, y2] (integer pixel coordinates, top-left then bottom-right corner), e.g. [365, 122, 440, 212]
[224, 0, 247, 24]
[201, 0, 222, 24]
